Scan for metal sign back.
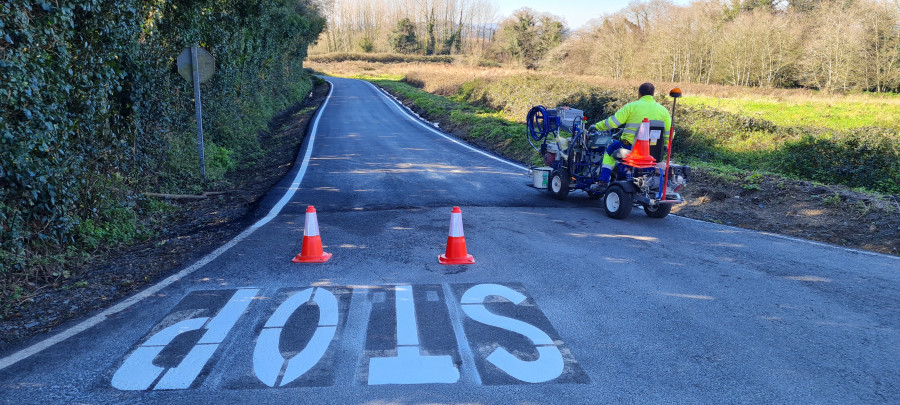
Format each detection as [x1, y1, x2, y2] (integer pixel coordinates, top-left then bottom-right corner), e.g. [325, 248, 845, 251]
[177, 47, 215, 83]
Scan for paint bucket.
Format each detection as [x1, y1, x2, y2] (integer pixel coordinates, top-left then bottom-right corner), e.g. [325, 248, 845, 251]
[532, 167, 551, 189]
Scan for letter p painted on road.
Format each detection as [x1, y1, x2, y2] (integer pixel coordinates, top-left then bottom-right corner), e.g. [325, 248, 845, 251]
[112, 289, 258, 390]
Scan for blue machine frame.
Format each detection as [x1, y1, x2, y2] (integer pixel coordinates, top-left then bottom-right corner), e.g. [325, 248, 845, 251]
[527, 104, 686, 206]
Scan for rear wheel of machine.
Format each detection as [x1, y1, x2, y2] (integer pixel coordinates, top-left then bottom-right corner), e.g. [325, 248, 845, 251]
[644, 203, 672, 218]
[548, 169, 570, 200]
[603, 186, 633, 219]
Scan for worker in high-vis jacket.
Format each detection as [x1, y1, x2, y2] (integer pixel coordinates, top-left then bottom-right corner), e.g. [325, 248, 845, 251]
[593, 82, 671, 186]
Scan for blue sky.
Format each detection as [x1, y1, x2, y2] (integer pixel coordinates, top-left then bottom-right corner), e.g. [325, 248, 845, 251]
[495, 0, 693, 30]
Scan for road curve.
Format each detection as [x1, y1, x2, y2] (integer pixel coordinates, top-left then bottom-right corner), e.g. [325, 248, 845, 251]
[1, 77, 897, 404]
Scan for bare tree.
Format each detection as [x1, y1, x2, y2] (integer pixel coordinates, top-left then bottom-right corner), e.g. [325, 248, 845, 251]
[713, 10, 802, 87]
[308, 0, 900, 94]
[585, 17, 642, 79]
[800, 0, 866, 92]
[858, 0, 900, 92]
[309, 0, 498, 54]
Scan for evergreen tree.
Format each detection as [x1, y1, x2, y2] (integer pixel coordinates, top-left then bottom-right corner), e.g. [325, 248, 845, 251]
[391, 18, 420, 54]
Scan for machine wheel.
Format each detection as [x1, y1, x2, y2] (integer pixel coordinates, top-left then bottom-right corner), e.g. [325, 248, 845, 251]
[644, 203, 672, 218]
[603, 185, 633, 219]
[548, 169, 570, 200]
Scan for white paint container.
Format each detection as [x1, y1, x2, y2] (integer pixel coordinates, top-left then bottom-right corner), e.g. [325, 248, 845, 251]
[532, 167, 551, 189]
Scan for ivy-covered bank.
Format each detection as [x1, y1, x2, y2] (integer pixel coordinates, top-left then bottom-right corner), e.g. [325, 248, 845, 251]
[0, 1, 325, 282]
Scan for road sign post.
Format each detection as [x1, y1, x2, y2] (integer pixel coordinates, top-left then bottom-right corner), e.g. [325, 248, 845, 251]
[191, 46, 206, 178]
[177, 45, 215, 179]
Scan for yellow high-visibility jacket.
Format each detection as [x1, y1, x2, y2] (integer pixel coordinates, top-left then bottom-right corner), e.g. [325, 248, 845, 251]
[594, 95, 672, 147]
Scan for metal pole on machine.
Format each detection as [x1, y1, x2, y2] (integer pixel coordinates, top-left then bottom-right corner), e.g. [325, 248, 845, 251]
[661, 88, 681, 202]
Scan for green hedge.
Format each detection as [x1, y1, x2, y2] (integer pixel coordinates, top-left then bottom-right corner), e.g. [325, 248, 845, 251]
[0, 1, 324, 280]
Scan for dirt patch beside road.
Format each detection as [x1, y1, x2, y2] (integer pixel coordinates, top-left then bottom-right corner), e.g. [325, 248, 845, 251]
[676, 170, 899, 254]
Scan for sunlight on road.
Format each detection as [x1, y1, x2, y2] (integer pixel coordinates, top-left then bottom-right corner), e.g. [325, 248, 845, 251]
[784, 275, 832, 282]
[569, 233, 660, 242]
[706, 242, 745, 248]
[338, 244, 369, 249]
[661, 293, 716, 300]
[339, 163, 520, 176]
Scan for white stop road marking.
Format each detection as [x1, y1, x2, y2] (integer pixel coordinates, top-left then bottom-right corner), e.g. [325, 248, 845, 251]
[111, 283, 587, 390]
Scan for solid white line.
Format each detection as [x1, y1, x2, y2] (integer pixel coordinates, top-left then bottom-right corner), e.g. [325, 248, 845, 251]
[0, 81, 336, 372]
[253, 83, 333, 228]
[363, 80, 529, 172]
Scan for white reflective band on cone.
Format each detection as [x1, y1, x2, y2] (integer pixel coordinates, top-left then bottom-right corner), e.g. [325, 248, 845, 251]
[304, 212, 320, 237]
[449, 213, 464, 237]
[637, 120, 650, 140]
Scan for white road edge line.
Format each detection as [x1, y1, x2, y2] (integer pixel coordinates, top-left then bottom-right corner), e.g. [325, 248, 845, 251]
[0, 81, 336, 372]
[367, 79, 899, 260]
[364, 80, 529, 172]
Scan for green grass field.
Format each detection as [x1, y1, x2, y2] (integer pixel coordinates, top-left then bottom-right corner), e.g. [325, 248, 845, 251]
[682, 94, 900, 131]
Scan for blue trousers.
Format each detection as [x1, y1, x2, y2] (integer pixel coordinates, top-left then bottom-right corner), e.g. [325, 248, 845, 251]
[599, 140, 632, 182]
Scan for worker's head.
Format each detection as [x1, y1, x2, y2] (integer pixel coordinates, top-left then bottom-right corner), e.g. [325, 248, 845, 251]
[638, 83, 655, 97]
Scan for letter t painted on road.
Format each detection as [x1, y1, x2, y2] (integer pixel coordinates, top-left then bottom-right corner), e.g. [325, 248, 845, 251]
[367, 285, 460, 385]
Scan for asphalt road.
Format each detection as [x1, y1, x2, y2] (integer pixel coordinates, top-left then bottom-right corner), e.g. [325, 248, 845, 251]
[1, 77, 898, 404]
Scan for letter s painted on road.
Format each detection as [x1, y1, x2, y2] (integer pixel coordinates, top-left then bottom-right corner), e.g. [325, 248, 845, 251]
[460, 284, 564, 383]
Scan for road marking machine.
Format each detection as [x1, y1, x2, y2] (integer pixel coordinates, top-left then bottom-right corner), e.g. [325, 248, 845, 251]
[526, 89, 691, 219]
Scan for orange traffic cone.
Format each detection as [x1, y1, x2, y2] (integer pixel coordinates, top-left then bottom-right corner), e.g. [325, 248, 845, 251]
[438, 206, 475, 265]
[622, 118, 657, 168]
[292, 206, 332, 263]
